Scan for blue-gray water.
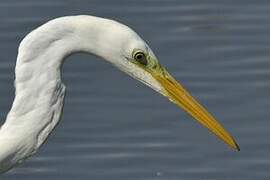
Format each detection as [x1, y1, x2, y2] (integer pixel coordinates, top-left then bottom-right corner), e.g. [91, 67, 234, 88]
[0, 0, 270, 179]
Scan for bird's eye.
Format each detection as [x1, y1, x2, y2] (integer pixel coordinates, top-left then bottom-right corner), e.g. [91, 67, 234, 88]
[133, 51, 147, 66]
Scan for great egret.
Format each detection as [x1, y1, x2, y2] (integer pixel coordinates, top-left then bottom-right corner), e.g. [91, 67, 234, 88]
[0, 15, 239, 173]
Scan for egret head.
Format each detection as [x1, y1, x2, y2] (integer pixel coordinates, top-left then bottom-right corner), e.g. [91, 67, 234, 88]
[110, 26, 239, 151]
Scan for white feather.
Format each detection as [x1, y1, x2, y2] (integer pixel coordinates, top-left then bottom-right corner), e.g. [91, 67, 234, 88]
[0, 15, 162, 173]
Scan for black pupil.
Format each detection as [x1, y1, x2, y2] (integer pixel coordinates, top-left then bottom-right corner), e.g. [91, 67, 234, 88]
[135, 52, 147, 65]
[136, 54, 143, 59]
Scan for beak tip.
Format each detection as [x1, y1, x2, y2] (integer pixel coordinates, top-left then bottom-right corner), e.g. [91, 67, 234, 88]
[235, 143, 241, 152]
[232, 138, 240, 151]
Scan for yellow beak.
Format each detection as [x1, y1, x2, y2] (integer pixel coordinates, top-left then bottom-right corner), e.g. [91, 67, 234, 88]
[153, 68, 240, 151]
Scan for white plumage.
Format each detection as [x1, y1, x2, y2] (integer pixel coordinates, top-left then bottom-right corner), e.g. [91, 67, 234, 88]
[0, 15, 162, 173]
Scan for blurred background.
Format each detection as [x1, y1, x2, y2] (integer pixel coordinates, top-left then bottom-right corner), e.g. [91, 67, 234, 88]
[0, 0, 270, 179]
